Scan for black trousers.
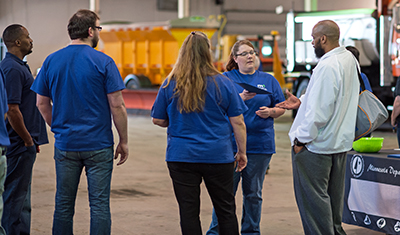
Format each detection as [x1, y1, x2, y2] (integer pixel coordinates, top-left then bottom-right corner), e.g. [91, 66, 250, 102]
[167, 162, 239, 235]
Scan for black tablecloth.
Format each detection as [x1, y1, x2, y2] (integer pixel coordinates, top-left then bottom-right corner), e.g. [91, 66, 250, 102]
[343, 150, 400, 234]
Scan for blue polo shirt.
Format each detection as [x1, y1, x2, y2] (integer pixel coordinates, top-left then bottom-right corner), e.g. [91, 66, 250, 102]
[151, 74, 248, 163]
[1, 53, 48, 157]
[0, 69, 10, 147]
[223, 69, 285, 154]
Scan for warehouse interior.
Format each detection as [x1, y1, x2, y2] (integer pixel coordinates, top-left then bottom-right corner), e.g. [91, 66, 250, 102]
[1, 0, 399, 234]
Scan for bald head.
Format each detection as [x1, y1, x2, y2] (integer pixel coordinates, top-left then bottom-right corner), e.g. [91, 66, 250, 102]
[311, 20, 340, 57]
[313, 20, 340, 43]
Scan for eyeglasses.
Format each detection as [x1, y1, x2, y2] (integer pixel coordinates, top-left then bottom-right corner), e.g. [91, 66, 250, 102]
[236, 50, 256, 57]
[94, 26, 102, 32]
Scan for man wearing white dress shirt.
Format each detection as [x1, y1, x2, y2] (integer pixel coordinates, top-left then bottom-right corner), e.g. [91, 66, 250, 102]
[277, 20, 359, 235]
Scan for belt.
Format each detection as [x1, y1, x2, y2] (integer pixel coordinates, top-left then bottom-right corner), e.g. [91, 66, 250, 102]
[0, 146, 6, 156]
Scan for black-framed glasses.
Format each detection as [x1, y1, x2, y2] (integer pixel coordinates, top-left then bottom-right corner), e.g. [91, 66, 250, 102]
[236, 50, 256, 57]
[94, 26, 102, 32]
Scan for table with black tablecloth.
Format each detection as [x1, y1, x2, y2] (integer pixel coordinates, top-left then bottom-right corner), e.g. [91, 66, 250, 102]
[343, 150, 400, 234]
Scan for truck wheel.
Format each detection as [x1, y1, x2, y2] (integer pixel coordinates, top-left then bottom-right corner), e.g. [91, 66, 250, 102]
[124, 74, 152, 89]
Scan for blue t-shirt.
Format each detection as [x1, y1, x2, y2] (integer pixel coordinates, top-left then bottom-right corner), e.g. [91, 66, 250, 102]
[151, 74, 248, 163]
[1, 53, 48, 156]
[0, 69, 10, 147]
[31, 45, 125, 151]
[223, 69, 285, 154]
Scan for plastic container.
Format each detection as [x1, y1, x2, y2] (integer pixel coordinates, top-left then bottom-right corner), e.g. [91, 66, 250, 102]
[352, 137, 384, 153]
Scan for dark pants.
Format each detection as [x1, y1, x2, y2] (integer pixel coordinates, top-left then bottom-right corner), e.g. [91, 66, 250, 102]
[167, 162, 239, 235]
[292, 147, 347, 235]
[397, 119, 400, 147]
[2, 145, 37, 235]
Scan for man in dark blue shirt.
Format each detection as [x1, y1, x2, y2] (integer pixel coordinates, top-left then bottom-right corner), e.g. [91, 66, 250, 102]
[0, 24, 48, 235]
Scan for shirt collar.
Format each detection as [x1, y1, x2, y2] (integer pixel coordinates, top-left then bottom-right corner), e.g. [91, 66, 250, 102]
[320, 46, 346, 61]
[5, 52, 28, 66]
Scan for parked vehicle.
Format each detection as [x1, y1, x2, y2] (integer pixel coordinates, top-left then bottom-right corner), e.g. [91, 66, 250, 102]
[286, 6, 400, 114]
[99, 15, 287, 89]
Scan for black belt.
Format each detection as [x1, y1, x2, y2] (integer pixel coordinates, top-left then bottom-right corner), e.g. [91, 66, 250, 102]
[0, 146, 6, 156]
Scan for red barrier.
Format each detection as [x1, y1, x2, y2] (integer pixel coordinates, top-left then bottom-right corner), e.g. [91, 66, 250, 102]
[122, 89, 158, 110]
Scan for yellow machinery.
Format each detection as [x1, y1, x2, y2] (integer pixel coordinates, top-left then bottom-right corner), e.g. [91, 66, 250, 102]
[100, 16, 222, 89]
[99, 16, 288, 111]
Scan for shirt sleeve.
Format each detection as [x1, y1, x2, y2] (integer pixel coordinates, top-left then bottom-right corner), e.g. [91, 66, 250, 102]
[222, 78, 248, 117]
[104, 60, 125, 94]
[271, 77, 285, 106]
[31, 66, 50, 97]
[295, 65, 340, 143]
[4, 68, 24, 104]
[151, 81, 169, 120]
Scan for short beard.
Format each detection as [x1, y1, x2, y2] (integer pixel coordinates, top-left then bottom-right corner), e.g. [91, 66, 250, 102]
[314, 46, 325, 58]
[91, 35, 99, 48]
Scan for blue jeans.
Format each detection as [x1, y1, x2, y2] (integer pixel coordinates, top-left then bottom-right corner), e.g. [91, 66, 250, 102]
[167, 162, 239, 235]
[0, 152, 7, 235]
[207, 154, 272, 235]
[2, 145, 36, 235]
[52, 146, 114, 235]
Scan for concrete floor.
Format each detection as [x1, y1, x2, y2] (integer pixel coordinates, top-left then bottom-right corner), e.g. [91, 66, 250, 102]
[29, 111, 395, 234]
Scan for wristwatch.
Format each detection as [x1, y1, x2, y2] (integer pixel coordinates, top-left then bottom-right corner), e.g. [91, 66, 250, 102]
[294, 138, 306, 147]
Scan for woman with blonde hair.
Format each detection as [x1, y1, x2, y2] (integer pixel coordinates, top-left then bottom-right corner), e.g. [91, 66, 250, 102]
[207, 40, 285, 235]
[151, 31, 248, 235]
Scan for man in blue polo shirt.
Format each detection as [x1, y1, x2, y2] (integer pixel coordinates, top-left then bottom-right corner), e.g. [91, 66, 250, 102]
[0, 69, 10, 235]
[0, 24, 48, 234]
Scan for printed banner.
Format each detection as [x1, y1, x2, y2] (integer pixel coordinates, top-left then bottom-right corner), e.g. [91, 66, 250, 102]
[343, 153, 400, 234]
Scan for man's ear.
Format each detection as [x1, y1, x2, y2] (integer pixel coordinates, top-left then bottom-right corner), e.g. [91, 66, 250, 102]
[88, 27, 94, 37]
[320, 35, 327, 45]
[14, 39, 21, 47]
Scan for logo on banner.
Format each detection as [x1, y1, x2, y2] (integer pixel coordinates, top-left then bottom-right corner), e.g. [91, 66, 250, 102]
[364, 215, 371, 225]
[351, 212, 357, 221]
[350, 154, 364, 178]
[395, 221, 400, 232]
[377, 218, 386, 229]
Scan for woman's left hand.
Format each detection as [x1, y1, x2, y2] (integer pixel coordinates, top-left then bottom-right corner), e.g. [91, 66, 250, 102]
[255, 106, 273, 118]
